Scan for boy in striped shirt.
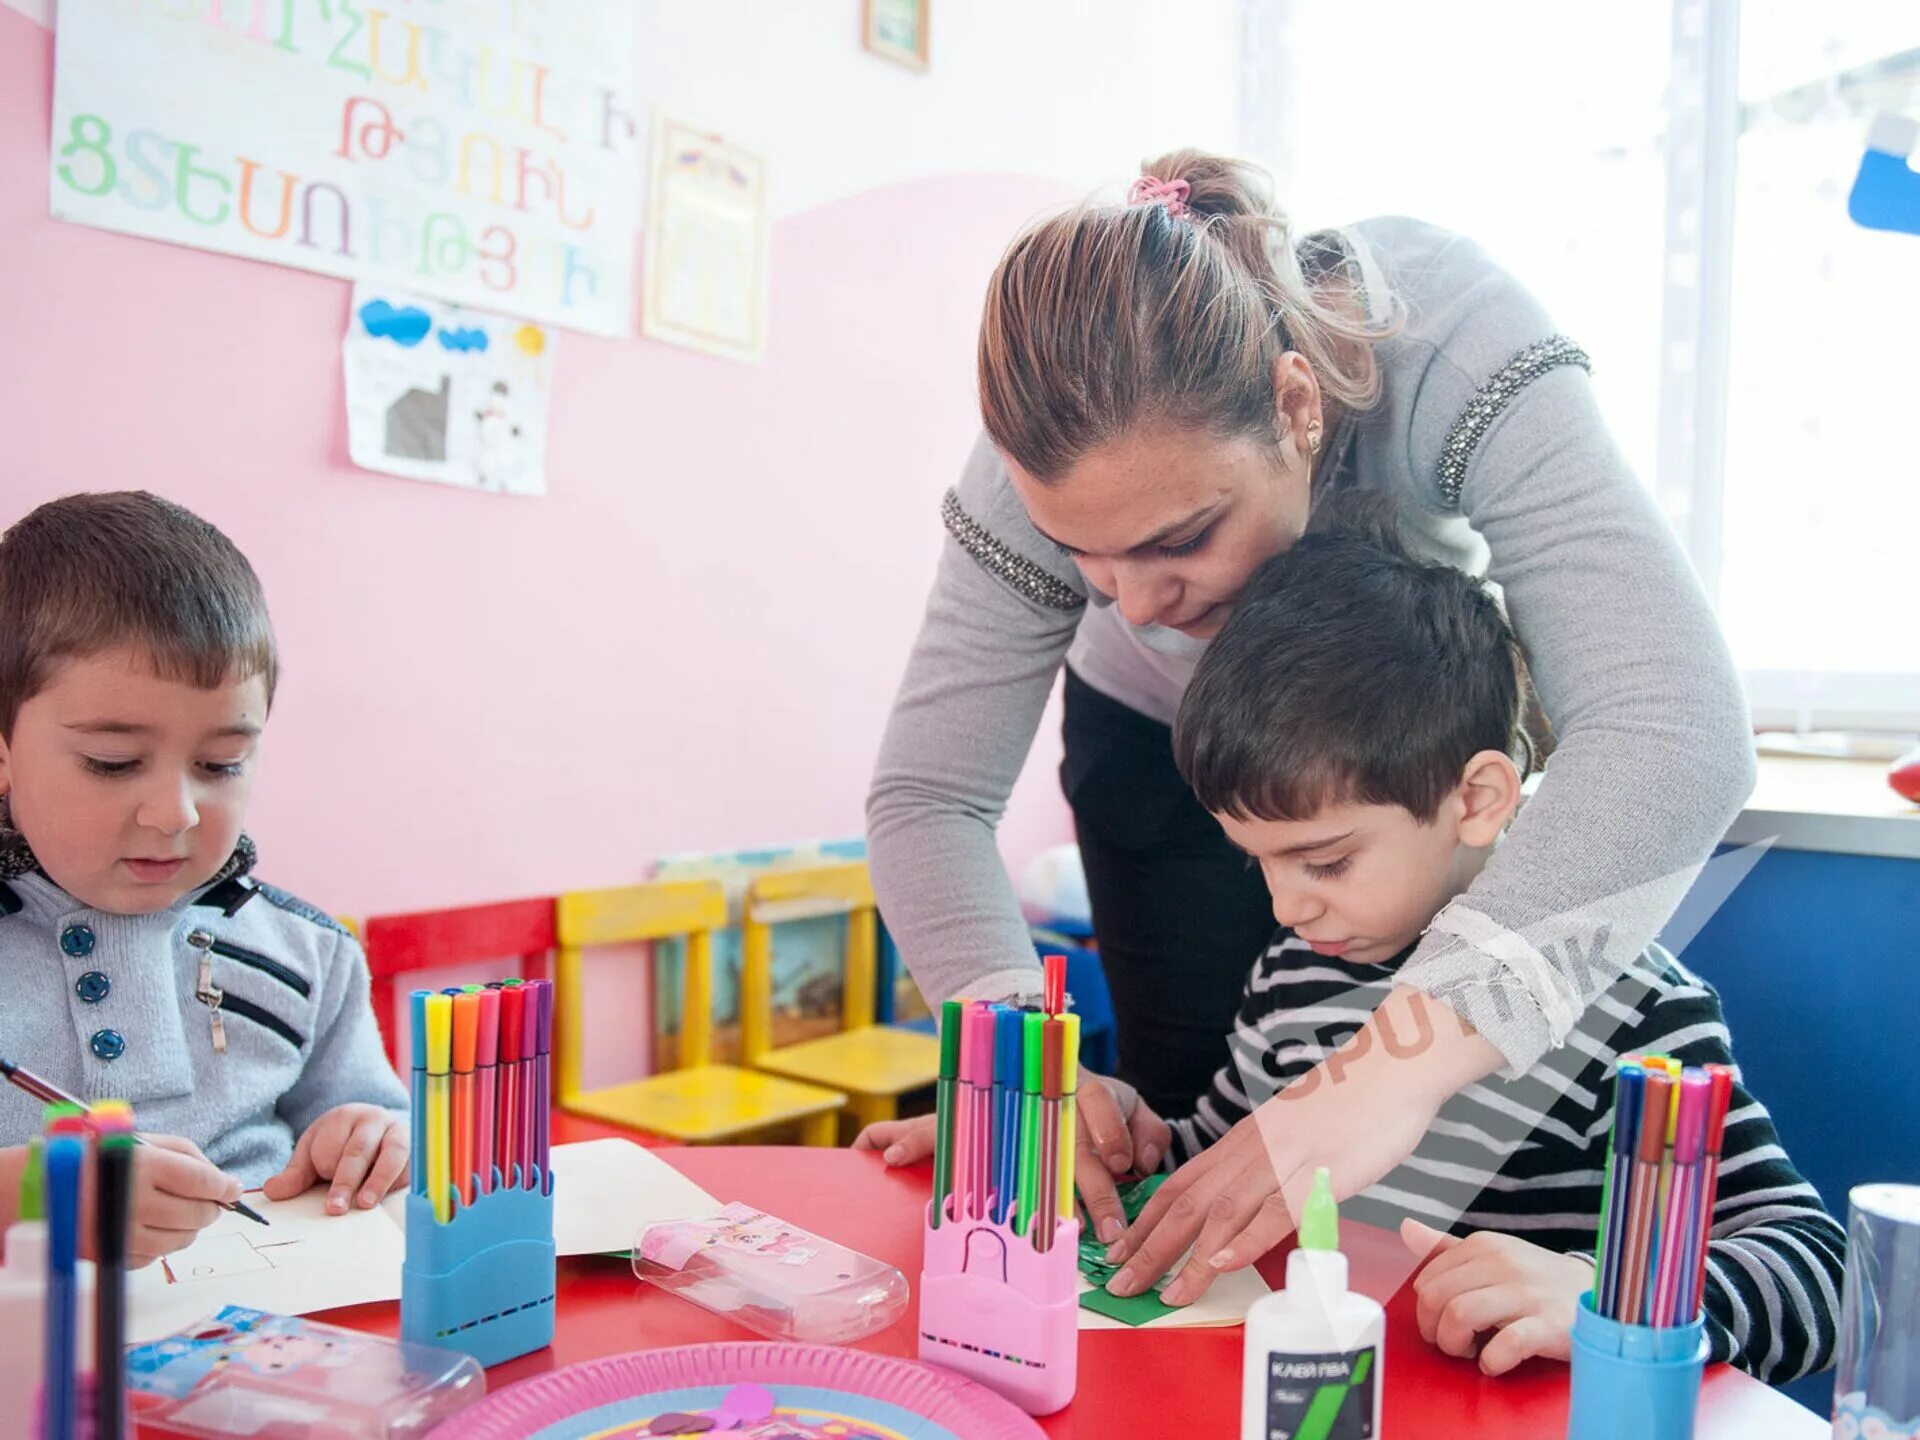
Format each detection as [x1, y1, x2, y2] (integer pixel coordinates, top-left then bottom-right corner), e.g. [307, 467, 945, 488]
[1133, 505, 1841, 1382]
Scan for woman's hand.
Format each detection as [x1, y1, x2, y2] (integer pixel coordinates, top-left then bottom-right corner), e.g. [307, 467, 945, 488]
[1104, 986, 1500, 1304]
[1071, 1073, 1171, 1244]
[1403, 1219, 1590, 1375]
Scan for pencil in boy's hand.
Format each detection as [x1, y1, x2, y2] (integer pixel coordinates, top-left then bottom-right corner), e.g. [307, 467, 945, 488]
[0, 1056, 270, 1226]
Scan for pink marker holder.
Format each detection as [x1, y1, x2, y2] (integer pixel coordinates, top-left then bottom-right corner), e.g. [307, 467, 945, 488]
[918, 1197, 1079, 1416]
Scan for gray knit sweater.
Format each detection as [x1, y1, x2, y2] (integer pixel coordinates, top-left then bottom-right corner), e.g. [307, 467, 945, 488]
[867, 216, 1757, 1076]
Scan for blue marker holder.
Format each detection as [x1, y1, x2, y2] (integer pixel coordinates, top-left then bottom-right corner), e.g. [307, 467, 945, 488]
[1567, 1292, 1707, 1440]
[400, 1166, 556, 1369]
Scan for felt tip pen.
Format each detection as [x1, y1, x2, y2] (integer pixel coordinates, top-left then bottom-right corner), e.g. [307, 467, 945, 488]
[497, 985, 526, 1191]
[1594, 1060, 1644, 1317]
[44, 1124, 84, 1440]
[424, 993, 452, 1224]
[1652, 1068, 1711, 1325]
[1684, 1063, 1736, 1320]
[450, 992, 479, 1208]
[1057, 1012, 1081, 1226]
[1618, 1067, 1673, 1325]
[1035, 1019, 1065, 1252]
[932, 999, 962, 1227]
[534, 979, 554, 1187]
[518, 978, 541, 1188]
[474, 987, 501, 1196]
[1015, 1011, 1044, 1237]
[93, 1107, 134, 1440]
[0, 1057, 268, 1227]
[991, 1006, 1024, 1224]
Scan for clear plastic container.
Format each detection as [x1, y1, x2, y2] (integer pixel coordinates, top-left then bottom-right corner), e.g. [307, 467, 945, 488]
[126, 1306, 485, 1438]
[634, 1202, 909, 1344]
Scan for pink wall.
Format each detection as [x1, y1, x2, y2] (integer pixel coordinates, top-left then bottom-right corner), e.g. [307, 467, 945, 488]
[0, 12, 1075, 1079]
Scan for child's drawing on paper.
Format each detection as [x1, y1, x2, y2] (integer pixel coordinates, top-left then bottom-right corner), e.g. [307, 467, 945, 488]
[343, 284, 553, 496]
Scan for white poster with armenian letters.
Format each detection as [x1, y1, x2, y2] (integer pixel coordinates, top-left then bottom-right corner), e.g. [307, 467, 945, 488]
[49, 0, 640, 335]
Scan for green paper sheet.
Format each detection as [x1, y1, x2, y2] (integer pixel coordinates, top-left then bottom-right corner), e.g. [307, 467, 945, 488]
[1077, 1175, 1184, 1326]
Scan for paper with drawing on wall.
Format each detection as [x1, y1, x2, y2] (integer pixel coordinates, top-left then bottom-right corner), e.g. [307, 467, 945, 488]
[129, 1141, 717, 1341]
[343, 283, 553, 496]
[48, 0, 639, 334]
[642, 115, 769, 363]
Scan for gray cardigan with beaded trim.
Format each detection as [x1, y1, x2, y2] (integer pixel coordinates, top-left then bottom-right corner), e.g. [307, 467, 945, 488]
[866, 215, 1757, 1077]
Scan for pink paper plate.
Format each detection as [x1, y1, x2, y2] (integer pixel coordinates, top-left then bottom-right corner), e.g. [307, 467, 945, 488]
[449, 1342, 1048, 1440]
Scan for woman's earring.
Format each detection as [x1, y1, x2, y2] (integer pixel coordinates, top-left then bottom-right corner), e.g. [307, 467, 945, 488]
[1305, 421, 1323, 457]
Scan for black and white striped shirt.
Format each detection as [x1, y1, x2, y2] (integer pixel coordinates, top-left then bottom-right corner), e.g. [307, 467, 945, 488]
[1168, 932, 1844, 1383]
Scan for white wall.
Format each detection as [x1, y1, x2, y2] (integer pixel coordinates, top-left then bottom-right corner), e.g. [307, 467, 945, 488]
[633, 0, 1244, 216]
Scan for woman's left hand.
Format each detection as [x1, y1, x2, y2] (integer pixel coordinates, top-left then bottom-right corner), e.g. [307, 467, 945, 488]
[1104, 986, 1500, 1305]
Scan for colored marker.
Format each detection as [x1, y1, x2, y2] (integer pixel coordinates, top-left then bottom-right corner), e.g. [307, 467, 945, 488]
[519, 979, 541, 1188]
[1014, 1011, 1043, 1236]
[1653, 1069, 1711, 1325]
[451, 992, 479, 1208]
[1057, 1012, 1081, 1225]
[44, 1122, 84, 1440]
[497, 985, 526, 1190]
[0, 1058, 267, 1227]
[424, 993, 452, 1223]
[1594, 1061, 1644, 1317]
[932, 1000, 961, 1227]
[408, 992, 430, 1197]
[1617, 1066, 1673, 1325]
[1036, 1018, 1065, 1252]
[1043, 953, 1066, 1016]
[534, 979, 554, 1188]
[966, 1005, 995, 1220]
[93, 1104, 134, 1440]
[474, 987, 501, 1195]
[1684, 1064, 1736, 1320]
[990, 1006, 1022, 1223]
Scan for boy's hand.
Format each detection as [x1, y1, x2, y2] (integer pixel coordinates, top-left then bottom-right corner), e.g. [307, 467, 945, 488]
[1073, 1074, 1171, 1245]
[263, 1104, 409, 1215]
[1402, 1218, 1590, 1375]
[853, 1115, 938, 1165]
[128, 1135, 244, 1268]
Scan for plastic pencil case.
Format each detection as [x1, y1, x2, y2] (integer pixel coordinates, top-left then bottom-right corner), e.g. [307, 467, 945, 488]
[401, 1166, 556, 1369]
[633, 1201, 909, 1344]
[126, 1305, 485, 1438]
[1567, 1291, 1708, 1440]
[918, 1198, 1079, 1416]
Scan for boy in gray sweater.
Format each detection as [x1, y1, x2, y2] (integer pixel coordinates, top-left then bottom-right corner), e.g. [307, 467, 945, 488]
[0, 492, 407, 1266]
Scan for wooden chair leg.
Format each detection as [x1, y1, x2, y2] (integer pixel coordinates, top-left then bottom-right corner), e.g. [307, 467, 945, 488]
[799, 1111, 839, 1148]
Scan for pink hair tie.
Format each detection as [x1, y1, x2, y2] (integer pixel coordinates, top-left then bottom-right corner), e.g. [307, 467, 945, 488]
[1127, 176, 1191, 219]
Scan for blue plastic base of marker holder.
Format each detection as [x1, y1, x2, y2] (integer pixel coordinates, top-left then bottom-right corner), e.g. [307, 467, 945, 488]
[1567, 1292, 1708, 1440]
[402, 1170, 556, 1369]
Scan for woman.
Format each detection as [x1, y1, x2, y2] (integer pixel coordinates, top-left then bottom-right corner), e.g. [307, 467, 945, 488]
[865, 150, 1754, 1295]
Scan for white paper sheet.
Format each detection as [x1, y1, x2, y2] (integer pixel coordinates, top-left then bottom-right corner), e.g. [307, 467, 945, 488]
[128, 1188, 405, 1344]
[127, 1141, 717, 1343]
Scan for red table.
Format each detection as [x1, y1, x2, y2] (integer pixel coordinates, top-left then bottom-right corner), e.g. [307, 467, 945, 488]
[314, 1144, 1826, 1438]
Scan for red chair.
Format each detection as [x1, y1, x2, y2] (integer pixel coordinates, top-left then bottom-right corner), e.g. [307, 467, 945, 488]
[361, 897, 556, 1070]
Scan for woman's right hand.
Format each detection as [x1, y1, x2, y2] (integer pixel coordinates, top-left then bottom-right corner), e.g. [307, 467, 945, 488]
[1073, 1073, 1172, 1244]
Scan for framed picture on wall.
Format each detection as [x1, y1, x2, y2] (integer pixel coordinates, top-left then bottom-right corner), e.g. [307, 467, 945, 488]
[862, 0, 928, 71]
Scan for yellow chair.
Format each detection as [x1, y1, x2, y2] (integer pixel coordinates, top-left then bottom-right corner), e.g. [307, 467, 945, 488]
[740, 862, 940, 1131]
[555, 880, 845, 1146]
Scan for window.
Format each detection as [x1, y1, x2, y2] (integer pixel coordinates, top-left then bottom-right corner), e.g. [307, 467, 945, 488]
[1244, 0, 1920, 730]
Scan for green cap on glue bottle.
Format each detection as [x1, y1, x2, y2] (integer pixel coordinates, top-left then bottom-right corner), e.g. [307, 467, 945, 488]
[1299, 1166, 1339, 1251]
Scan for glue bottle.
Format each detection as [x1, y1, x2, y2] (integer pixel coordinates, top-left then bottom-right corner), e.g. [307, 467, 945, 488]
[1240, 1167, 1384, 1440]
